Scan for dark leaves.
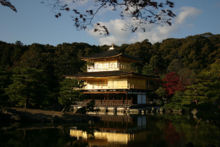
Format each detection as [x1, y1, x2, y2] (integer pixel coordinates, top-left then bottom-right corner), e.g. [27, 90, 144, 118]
[94, 23, 109, 35]
[0, 0, 17, 12]
[163, 72, 185, 95]
[86, 10, 93, 15]
[158, 3, 163, 7]
[49, 0, 176, 35]
[167, 10, 176, 17]
[73, 9, 80, 14]
[55, 13, 61, 18]
[149, 1, 158, 9]
[1, 0, 176, 35]
[166, 21, 171, 26]
[161, 9, 166, 13]
[132, 27, 137, 32]
[166, 0, 174, 8]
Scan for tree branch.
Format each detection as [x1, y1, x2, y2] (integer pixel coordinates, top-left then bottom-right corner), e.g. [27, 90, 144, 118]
[0, 0, 17, 12]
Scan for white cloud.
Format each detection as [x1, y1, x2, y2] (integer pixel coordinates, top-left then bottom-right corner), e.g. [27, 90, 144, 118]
[88, 6, 201, 45]
[88, 19, 132, 45]
[176, 7, 201, 24]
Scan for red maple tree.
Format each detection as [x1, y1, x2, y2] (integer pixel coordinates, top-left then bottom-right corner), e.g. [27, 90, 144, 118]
[163, 72, 184, 96]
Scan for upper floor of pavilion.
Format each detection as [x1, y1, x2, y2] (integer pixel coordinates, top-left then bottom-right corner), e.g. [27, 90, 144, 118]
[81, 46, 141, 72]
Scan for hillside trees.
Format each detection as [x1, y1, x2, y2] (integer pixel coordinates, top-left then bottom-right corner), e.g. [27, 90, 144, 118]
[16, 44, 60, 107]
[6, 68, 50, 108]
[0, 33, 219, 111]
[0, 41, 100, 109]
[54, 43, 96, 76]
[125, 40, 153, 73]
[183, 60, 220, 105]
[162, 72, 184, 96]
[0, 68, 11, 107]
[124, 39, 152, 61]
[0, 41, 27, 68]
[58, 78, 84, 111]
[158, 38, 182, 63]
[142, 63, 154, 75]
[165, 60, 220, 114]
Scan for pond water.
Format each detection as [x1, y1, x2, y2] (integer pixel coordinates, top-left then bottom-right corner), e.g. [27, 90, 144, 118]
[0, 114, 219, 147]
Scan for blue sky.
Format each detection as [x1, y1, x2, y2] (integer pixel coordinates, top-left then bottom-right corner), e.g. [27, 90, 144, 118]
[0, 0, 220, 46]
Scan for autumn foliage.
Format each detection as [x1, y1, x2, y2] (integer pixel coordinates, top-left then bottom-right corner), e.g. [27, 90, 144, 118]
[162, 72, 185, 96]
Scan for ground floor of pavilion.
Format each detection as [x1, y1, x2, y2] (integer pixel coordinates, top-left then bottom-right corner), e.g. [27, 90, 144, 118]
[77, 89, 152, 107]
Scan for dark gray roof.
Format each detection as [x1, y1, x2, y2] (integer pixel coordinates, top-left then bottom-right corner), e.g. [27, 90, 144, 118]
[82, 50, 142, 61]
[69, 71, 158, 78]
[83, 50, 120, 58]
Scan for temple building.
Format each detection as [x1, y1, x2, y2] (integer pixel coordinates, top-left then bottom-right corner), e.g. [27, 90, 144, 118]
[68, 45, 159, 108]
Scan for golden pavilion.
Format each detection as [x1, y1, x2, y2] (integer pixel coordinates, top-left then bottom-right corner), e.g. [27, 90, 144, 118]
[69, 45, 158, 107]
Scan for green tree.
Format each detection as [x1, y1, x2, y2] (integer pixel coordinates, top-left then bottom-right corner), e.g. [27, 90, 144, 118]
[167, 59, 183, 73]
[58, 78, 84, 111]
[165, 60, 220, 112]
[155, 87, 167, 99]
[178, 68, 196, 86]
[6, 68, 50, 108]
[16, 44, 59, 108]
[183, 60, 220, 105]
[149, 55, 166, 74]
[54, 43, 96, 76]
[142, 63, 154, 75]
[125, 40, 152, 62]
[164, 91, 188, 110]
[0, 68, 11, 107]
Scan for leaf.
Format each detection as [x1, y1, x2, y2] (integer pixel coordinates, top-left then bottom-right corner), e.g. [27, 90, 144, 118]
[0, 0, 17, 12]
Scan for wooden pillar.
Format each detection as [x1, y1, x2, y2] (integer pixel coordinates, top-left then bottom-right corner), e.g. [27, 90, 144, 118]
[107, 93, 109, 106]
[112, 93, 114, 106]
[125, 93, 128, 105]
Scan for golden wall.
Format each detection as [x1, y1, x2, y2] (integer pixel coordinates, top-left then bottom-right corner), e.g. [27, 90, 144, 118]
[118, 62, 134, 72]
[83, 78, 153, 90]
[84, 79, 128, 90]
[87, 60, 134, 72]
[128, 78, 148, 90]
[87, 60, 119, 72]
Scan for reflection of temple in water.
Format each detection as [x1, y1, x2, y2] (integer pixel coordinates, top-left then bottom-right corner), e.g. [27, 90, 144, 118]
[98, 114, 146, 129]
[69, 115, 147, 146]
[70, 130, 134, 144]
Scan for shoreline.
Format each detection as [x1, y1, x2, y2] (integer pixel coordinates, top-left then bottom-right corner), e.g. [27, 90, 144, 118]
[0, 107, 99, 124]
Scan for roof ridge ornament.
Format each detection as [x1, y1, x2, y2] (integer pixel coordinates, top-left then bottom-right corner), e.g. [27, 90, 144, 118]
[109, 44, 114, 50]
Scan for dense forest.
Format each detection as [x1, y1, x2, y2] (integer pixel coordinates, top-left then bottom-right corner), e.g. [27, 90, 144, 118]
[0, 33, 219, 118]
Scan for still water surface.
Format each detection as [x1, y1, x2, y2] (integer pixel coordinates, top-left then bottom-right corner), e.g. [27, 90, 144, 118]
[0, 114, 219, 147]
